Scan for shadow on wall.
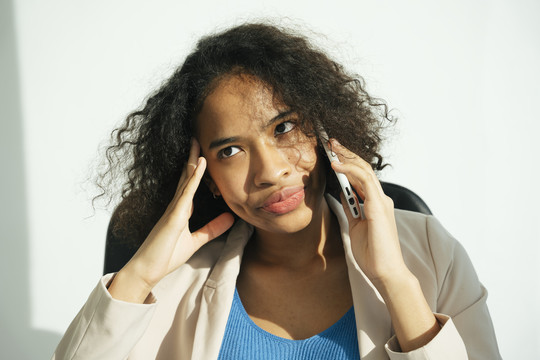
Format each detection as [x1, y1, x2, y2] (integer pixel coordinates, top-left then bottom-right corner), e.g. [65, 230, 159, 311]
[0, 1, 62, 358]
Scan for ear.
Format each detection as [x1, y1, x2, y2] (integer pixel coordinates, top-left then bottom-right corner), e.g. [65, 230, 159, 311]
[203, 173, 221, 197]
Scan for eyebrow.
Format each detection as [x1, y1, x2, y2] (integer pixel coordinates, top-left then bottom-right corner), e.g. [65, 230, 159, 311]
[208, 110, 294, 150]
[209, 136, 240, 150]
[266, 109, 294, 127]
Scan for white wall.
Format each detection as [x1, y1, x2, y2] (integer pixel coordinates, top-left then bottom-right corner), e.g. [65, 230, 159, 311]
[1, 0, 538, 358]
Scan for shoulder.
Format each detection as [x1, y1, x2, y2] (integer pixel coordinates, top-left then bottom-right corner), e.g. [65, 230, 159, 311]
[152, 234, 229, 297]
[186, 235, 229, 268]
[393, 209, 466, 305]
[394, 208, 459, 261]
[152, 218, 252, 296]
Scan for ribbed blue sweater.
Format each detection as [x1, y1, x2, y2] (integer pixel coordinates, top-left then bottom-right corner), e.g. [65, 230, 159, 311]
[217, 288, 360, 359]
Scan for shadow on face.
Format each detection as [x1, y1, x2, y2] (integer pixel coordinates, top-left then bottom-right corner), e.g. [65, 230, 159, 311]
[195, 74, 327, 234]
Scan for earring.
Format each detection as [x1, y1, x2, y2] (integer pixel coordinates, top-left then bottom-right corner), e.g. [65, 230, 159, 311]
[213, 193, 219, 199]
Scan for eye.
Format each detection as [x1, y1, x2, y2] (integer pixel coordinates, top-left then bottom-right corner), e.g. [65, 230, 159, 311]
[274, 121, 295, 135]
[218, 146, 241, 159]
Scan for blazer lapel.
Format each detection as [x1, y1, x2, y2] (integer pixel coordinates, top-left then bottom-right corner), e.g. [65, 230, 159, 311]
[327, 195, 392, 360]
[190, 220, 253, 360]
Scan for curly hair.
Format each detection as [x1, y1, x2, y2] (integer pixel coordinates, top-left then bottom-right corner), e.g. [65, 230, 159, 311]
[97, 22, 393, 251]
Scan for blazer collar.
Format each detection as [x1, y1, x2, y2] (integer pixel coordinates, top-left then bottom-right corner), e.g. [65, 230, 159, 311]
[327, 195, 392, 359]
[192, 194, 391, 359]
[190, 219, 252, 359]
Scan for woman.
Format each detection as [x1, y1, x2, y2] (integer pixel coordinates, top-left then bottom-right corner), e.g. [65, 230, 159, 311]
[53, 23, 501, 359]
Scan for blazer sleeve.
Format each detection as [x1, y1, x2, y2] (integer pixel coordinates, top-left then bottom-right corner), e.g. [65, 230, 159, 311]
[385, 314, 467, 359]
[384, 215, 502, 360]
[426, 215, 501, 359]
[52, 273, 157, 360]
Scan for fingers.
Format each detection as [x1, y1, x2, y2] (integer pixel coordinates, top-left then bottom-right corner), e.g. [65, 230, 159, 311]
[178, 156, 206, 205]
[186, 138, 201, 178]
[192, 212, 235, 247]
[328, 139, 385, 203]
[174, 138, 202, 200]
[159, 156, 206, 232]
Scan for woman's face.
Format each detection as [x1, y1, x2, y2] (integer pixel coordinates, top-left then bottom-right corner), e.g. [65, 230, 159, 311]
[196, 75, 327, 234]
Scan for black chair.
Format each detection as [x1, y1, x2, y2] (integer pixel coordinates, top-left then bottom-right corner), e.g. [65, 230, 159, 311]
[104, 182, 431, 274]
[380, 182, 432, 216]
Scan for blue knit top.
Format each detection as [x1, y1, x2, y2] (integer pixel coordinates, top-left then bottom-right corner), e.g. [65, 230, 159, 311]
[217, 288, 360, 359]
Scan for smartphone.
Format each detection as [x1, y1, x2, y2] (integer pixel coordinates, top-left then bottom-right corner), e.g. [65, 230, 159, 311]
[318, 128, 361, 219]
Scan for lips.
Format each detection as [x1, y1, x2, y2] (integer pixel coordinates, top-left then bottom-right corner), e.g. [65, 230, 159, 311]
[261, 186, 305, 214]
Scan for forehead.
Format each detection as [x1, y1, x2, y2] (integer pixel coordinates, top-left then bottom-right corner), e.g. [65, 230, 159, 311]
[196, 75, 283, 136]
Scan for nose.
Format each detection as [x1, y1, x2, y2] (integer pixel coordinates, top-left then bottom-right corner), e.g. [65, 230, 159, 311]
[252, 142, 292, 187]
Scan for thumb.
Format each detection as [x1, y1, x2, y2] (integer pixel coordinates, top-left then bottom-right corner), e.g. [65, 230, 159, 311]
[191, 212, 235, 247]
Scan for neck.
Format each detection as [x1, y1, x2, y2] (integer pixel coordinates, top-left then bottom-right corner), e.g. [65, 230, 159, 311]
[248, 199, 342, 270]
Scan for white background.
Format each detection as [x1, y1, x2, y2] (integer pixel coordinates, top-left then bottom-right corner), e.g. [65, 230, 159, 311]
[1, 0, 539, 358]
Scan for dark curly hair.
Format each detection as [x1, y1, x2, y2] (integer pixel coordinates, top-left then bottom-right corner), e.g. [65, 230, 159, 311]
[98, 22, 393, 253]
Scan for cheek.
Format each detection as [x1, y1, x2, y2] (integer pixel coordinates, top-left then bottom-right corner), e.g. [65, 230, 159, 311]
[300, 144, 327, 189]
[207, 163, 248, 200]
[294, 140, 319, 170]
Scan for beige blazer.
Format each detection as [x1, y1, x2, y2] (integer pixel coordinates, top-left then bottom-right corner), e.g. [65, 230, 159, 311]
[53, 196, 501, 360]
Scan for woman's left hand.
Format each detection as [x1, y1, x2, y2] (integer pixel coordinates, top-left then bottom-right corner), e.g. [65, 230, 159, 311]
[328, 139, 412, 288]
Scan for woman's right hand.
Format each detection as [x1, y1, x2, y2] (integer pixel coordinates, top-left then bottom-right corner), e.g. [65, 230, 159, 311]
[107, 139, 235, 303]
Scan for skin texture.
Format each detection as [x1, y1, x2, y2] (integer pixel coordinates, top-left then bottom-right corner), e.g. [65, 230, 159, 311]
[197, 75, 327, 236]
[108, 74, 440, 352]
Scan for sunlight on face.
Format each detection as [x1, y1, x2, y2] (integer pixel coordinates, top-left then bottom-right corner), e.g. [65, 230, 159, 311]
[196, 74, 327, 234]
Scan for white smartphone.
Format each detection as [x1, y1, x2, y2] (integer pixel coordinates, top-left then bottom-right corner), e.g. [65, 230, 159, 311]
[318, 128, 361, 219]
